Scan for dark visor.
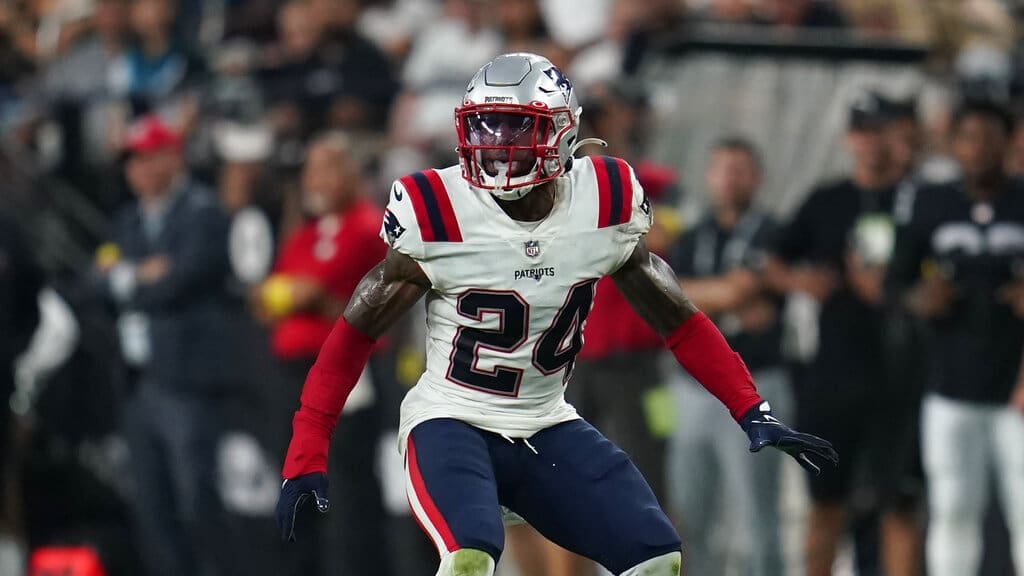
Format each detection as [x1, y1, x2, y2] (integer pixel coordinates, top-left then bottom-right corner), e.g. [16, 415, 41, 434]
[463, 112, 538, 146]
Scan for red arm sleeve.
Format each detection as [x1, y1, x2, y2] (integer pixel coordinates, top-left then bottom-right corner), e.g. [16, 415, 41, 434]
[666, 311, 763, 421]
[282, 317, 375, 478]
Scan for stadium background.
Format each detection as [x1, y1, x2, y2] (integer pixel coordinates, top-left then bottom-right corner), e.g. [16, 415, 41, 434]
[0, 0, 1021, 575]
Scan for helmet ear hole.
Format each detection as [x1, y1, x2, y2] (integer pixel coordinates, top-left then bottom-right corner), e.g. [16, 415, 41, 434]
[543, 158, 560, 175]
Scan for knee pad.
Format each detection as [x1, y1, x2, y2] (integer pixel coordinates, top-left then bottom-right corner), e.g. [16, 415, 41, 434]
[619, 551, 682, 576]
[436, 548, 495, 576]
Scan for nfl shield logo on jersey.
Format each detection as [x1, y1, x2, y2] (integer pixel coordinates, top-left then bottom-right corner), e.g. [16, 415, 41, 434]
[524, 240, 541, 258]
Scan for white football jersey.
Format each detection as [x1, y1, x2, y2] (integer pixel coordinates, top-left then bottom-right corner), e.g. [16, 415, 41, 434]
[381, 156, 652, 451]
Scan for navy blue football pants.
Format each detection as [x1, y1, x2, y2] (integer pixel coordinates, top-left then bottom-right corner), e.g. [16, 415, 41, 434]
[405, 418, 681, 574]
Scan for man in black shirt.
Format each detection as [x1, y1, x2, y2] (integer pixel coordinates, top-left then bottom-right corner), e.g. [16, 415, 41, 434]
[888, 100, 1024, 576]
[766, 92, 897, 576]
[668, 138, 790, 576]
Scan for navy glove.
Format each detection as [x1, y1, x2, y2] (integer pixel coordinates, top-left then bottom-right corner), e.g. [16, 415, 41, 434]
[276, 472, 330, 542]
[740, 401, 839, 474]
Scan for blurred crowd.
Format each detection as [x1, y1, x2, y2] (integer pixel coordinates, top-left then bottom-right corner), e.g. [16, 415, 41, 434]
[4, 1, 1024, 576]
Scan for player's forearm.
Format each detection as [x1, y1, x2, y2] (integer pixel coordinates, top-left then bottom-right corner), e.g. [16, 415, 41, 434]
[614, 243, 762, 421]
[665, 313, 762, 420]
[284, 315, 376, 477]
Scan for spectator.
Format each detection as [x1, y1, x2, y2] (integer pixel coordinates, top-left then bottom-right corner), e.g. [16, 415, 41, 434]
[258, 1, 326, 140]
[41, 0, 131, 206]
[390, 0, 500, 158]
[93, 115, 238, 576]
[889, 100, 1024, 576]
[308, 0, 398, 130]
[538, 0, 612, 51]
[110, 0, 203, 117]
[253, 133, 388, 575]
[356, 0, 439, 61]
[567, 0, 648, 91]
[764, 91, 896, 576]
[260, 0, 396, 137]
[496, 0, 550, 54]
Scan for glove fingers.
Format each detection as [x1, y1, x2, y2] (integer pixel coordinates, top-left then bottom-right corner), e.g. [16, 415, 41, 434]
[796, 452, 821, 474]
[791, 434, 839, 465]
[804, 444, 839, 465]
[778, 434, 839, 465]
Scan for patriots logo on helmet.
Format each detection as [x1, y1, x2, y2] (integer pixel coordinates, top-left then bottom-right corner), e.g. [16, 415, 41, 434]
[383, 209, 405, 245]
[543, 67, 573, 106]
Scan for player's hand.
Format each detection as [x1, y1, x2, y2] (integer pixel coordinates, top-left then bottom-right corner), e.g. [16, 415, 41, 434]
[739, 401, 838, 474]
[276, 472, 330, 542]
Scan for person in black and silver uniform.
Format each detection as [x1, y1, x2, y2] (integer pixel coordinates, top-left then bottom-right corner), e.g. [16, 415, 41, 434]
[765, 91, 898, 576]
[888, 99, 1024, 576]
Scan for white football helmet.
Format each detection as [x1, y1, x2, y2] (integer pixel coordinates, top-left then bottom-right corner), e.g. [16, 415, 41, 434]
[455, 53, 583, 200]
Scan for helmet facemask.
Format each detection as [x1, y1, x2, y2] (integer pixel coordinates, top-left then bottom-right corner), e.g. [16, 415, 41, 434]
[456, 102, 577, 201]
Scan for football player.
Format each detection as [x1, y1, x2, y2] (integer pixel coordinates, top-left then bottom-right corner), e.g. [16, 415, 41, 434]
[275, 53, 837, 576]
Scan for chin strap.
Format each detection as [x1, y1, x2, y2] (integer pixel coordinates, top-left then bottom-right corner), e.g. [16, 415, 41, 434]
[570, 137, 607, 156]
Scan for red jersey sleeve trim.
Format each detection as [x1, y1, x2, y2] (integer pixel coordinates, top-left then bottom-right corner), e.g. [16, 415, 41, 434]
[594, 156, 634, 228]
[398, 170, 463, 243]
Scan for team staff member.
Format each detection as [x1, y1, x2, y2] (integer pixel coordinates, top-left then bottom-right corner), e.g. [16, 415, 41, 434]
[96, 116, 239, 576]
[255, 132, 387, 575]
[888, 100, 1024, 576]
[765, 92, 896, 576]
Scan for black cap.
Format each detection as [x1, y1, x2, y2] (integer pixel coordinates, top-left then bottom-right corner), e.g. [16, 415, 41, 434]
[848, 90, 888, 131]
